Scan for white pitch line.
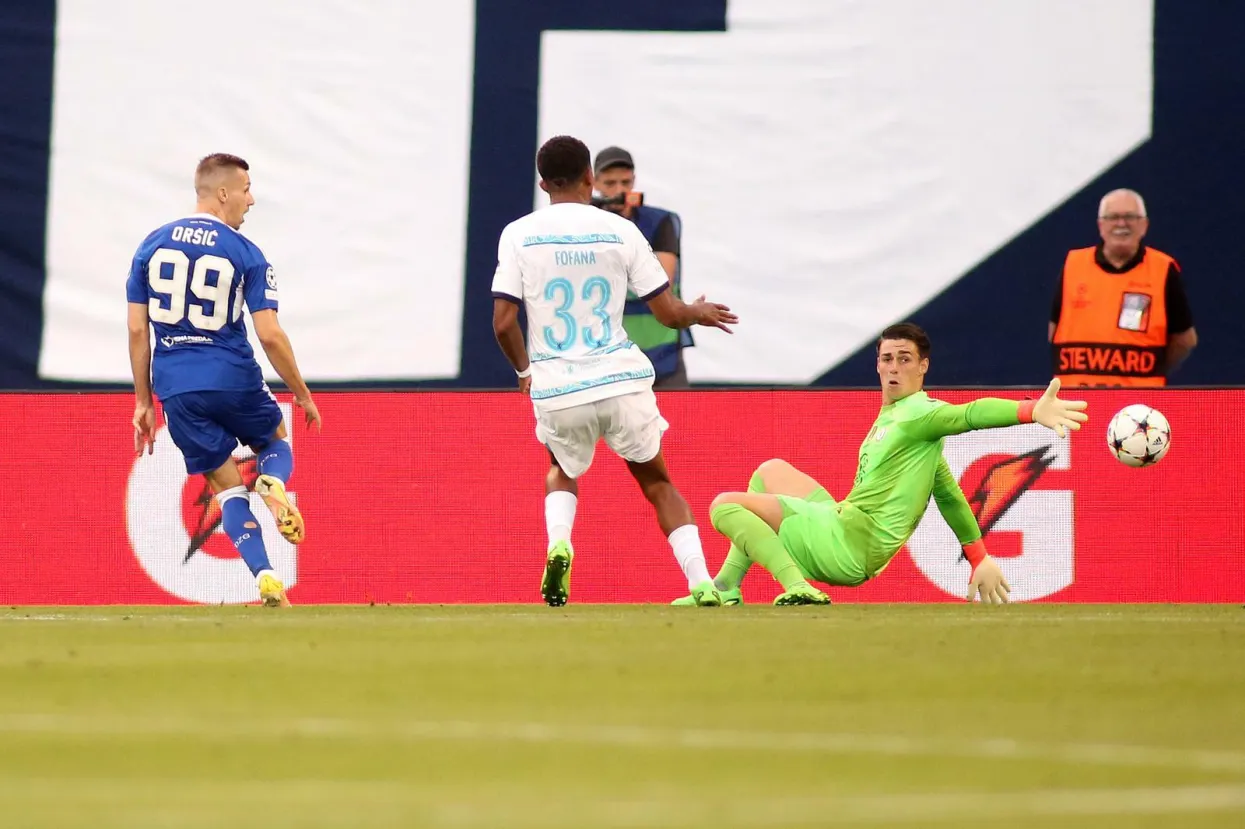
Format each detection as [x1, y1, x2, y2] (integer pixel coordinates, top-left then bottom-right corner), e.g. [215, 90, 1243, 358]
[2, 713, 1244, 775]
[431, 784, 1245, 827]
[433, 784, 1245, 827]
[0, 777, 1241, 828]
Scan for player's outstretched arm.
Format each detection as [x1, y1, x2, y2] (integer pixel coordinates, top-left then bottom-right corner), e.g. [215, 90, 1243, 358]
[646, 289, 738, 333]
[933, 457, 1009, 604]
[127, 302, 156, 455]
[492, 298, 531, 394]
[620, 220, 736, 333]
[251, 309, 320, 430]
[907, 379, 1088, 441]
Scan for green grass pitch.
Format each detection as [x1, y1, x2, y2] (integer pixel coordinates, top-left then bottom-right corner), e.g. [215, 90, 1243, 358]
[0, 604, 1242, 828]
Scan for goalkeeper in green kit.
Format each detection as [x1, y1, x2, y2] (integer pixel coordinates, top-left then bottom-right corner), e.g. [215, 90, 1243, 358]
[674, 323, 1089, 607]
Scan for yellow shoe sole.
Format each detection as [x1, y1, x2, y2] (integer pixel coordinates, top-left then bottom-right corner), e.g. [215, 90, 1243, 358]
[255, 474, 305, 544]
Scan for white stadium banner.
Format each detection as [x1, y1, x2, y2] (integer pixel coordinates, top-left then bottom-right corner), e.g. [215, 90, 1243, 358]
[41, 0, 475, 382]
[540, 0, 1153, 382]
[41, 0, 1152, 384]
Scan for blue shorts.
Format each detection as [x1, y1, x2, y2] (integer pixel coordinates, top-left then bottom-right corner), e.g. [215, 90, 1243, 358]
[161, 387, 284, 475]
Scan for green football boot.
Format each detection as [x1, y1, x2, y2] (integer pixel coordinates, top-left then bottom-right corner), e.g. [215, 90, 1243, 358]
[773, 583, 831, 606]
[671, 585, 743, 606]
[541, 541, 573, 607]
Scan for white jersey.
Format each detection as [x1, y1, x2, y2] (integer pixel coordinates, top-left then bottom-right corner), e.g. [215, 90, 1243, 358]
[491, 202, 671, 411]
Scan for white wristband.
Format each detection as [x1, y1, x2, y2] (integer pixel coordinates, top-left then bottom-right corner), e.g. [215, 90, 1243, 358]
[516, 366, 532, 379]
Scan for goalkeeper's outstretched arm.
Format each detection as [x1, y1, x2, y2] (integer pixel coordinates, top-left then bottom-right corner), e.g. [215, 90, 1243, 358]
[906, 379, 1088, 441]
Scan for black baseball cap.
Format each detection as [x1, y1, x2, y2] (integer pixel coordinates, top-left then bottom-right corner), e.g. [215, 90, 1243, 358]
[593, 146, 634, 175]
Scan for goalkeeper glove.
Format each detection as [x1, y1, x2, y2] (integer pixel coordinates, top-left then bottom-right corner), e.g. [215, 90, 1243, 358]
[963, 539, 1011, 604]
[1018, 378, 1089, 438]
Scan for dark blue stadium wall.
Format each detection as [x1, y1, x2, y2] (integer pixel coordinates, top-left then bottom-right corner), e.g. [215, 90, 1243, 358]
[0, 2, 55, 387]
[0, 1, 1238, 389]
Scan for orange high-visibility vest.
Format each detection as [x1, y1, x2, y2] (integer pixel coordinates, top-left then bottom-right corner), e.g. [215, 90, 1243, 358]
[1052, 246, 1175, 387]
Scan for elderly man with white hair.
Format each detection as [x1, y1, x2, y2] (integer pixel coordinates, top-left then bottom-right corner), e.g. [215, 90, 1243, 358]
[1049, 188, 1197, 387]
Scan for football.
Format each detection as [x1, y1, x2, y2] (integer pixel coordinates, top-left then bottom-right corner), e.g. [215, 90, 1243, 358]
[1107, 404, 1172, 467]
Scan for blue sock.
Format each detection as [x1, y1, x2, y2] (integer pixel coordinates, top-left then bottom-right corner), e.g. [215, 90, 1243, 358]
[256, 439, 293, 483]
[218, 488, 272, 577]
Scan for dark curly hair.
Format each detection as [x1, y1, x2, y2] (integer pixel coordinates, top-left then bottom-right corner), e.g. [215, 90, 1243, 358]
[536, 136, 590, 191]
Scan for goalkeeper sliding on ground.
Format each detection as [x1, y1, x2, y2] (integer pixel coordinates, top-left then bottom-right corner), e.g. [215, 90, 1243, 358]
[673, 322, 1089, 607]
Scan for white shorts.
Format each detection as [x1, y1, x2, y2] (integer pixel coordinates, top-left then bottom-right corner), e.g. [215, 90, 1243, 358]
[534, 391, 669, 479]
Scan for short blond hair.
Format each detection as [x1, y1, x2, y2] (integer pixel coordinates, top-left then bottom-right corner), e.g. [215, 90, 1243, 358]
[195, 153, 249, 195]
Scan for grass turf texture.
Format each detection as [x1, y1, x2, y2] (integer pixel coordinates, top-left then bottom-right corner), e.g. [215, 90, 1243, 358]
[0, 604, 1242, 828]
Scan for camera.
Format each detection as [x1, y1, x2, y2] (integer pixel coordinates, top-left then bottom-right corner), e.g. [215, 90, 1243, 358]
[591, 191, 644, 210]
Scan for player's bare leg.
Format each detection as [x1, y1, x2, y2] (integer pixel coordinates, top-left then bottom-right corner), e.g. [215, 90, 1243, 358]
[626, 453, 722, 607]
[541, 456, 577, 607]
[253, 423, 304, 545]
[204, 459, 290, 608]
[708, 492, 829, 606]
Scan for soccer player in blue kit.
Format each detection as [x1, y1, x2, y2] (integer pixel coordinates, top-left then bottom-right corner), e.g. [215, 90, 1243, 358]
[126, 154, 320, 608]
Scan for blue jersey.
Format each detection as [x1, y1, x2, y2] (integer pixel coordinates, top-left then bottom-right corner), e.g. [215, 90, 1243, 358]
[125, 214, 278, 399]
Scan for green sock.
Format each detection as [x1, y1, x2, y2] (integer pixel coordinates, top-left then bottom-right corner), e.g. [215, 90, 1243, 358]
[713, 470, 766, 590]
[709, 502, 807, 592]
[714, 547, 750, 591]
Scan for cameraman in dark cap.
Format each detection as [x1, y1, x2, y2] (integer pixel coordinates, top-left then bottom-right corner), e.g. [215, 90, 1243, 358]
[592, 146, 692, 389]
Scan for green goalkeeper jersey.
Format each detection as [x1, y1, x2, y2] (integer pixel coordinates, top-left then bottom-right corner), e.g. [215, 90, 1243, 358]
[843, 391, 1024, 574]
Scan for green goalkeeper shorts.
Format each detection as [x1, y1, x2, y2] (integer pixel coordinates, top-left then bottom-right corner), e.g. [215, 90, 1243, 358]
[775, 489, 870, 587]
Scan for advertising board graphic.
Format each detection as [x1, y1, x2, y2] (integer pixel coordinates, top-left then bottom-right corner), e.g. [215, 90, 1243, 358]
[1, 390, 1239, 605]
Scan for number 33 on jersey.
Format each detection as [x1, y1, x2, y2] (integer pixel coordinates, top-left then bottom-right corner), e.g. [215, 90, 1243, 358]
[490, 202, 671, 410]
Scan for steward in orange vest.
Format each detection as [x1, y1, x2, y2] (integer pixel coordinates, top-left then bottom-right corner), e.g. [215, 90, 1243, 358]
[1050, 191, 1196, 387]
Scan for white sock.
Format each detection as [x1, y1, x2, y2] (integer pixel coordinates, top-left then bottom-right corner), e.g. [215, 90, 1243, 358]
[669, 524, 712, 588]
[214, 485, 248, 506]
[545, 491, 577, 548]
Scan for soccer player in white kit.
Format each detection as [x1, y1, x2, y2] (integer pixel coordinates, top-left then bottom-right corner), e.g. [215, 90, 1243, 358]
[491, 135, 738, 608]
